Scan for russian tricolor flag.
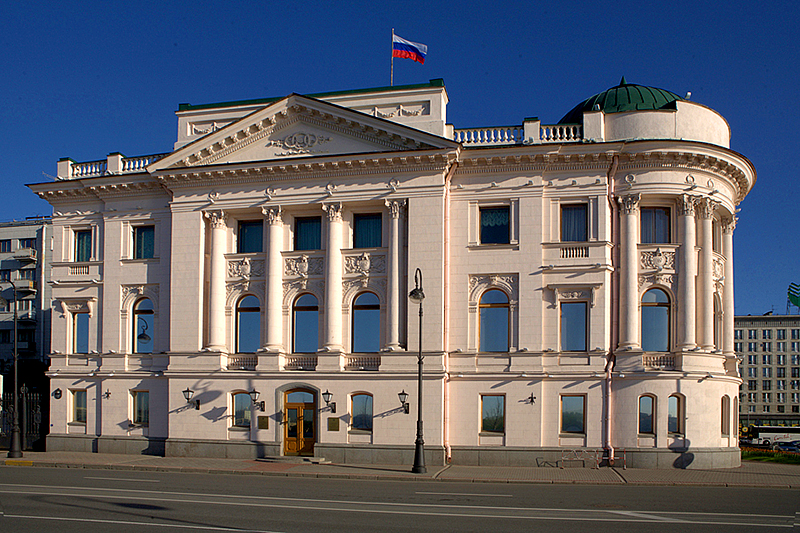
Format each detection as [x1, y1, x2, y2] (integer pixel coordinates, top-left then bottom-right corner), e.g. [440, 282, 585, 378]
[392, 34, 427, 64]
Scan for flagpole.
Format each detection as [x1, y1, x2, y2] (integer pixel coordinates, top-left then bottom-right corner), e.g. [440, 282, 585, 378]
[390, 28, 394, 86]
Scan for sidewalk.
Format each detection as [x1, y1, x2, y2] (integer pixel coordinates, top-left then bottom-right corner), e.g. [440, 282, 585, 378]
[4, 451, 800, 488]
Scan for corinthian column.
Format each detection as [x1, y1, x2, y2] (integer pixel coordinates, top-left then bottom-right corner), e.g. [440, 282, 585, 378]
[262, 206, 283, 352]
[323, 202, 344, 352]
[617, 194, 640, 351]
[722, 216, 737, 356]
[204, 210, 227, 351]
[698, 198, 717, 351]
[385, 199, 406, 350]
[677, 195, 697, 350]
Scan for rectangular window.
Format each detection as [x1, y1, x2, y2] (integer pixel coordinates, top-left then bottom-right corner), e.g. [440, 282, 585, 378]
[749, 330, 757, 340]
[778, 380, 786, 390]
[792, 355, 800, 365]
[778, 342, 786, 353]
[0, 240, 9, 253]
[18, 238, 35, 249]
[763, 405, 770, 413]
[639, 396, 655, 434]
[748, 354, 757, 365]
[640, 207, 670, 243]
[748, 343, 757, 352]
[74, 230, 91, 262]
[668, 396, 683, 434]
[351, 394, 373, 431]
[777, 329, 786, 340]
[777, 392, 786, 403]
[793, 342, 800, 352]
[560, 301, 587, 352]
[793, 329, 800, 340]
[18, 329, 33, 343]
[792, 380, 800, 390]
[294, 217, 321, 251]
[747, 393, 757, 403]
[734, 329, 743, 340]
[560, 395, 585, 434]
[762, 342, 772, 353]
[762, 367, 772, 378]
[762, 330, 772, 339]
[748, 380, 757, 390]
[748, 405, 756, 413]
[735, 342, 743, 353]
[71, 390, 87, 424]
[73, 313, 89, 354]
[481, 394, 505, 433]
[763, 380, 772, 390]
[762, 393, 771, 403]
[0, 330, 9, 343]
[793, 393, 800, 403]
[777, 367, 786, 378]
[763, 354, 772, 365]
[480, 206, 510, 244]
[237, 220, 263, 253]
[793, 368, 800, 378]
[134, 226, 155, 259]
[232, 393, 251, 428]
[18, 269, 35, 281]
[777, 405, 785, 413]
[0, 270, 9, 281]
[748, 368, 757, 377]
[561, 204, 588, 242]
[132, 391, 149, 425]
[353, 213, 382, 248]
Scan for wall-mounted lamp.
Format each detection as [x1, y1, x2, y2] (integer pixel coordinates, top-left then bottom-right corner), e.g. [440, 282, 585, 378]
[102, 389, 111, 399]
[321, 390, 336, 414]
[249, 389, 264, 412]
[182, 387, 200, 410]
[137, 318, 151, 344]
[53, 388, 62, 400]
[398, 390, 410, 414]
[528, 393, 536, 405]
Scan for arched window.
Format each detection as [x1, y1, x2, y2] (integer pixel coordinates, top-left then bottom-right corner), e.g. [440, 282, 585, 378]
[642, 289, 670, 352]
[293, 294, 319, 354]
[479, 289, 509, 352]
[232, 392, 252, 428]
[721, 395, 731, 436]
[668, 394, 684, 434]
[352, 292, 379, 353]
[351, 393, 373, 431]
[133, 298, 154, 354]
[639, 395, 655, 434]
[236, 295, 260, 353]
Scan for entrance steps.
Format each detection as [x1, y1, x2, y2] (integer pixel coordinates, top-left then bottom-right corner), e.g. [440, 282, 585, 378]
[257, 456, 331, 464]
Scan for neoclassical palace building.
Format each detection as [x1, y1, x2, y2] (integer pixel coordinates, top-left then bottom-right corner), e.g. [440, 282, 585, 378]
[31, 78, 755, 468]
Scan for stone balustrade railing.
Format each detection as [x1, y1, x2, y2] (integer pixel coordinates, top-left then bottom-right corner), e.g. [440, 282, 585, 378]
[454, 122, 582, 146]
[227, 355, 257, 371]
[58, 153, 169, 179]
[285, 355, 317, 371]
[344, 355, 381, 371]
[643, 354, 676, 370]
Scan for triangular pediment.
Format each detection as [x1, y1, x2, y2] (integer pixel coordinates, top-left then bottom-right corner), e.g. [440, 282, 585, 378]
[149, 94, 458, 171]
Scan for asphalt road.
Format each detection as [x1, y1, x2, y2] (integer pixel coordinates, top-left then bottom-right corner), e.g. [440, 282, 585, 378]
[0, 466, 797, 532]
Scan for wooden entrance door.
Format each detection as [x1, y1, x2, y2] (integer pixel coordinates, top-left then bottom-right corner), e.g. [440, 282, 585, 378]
[284, 389, 316, 456]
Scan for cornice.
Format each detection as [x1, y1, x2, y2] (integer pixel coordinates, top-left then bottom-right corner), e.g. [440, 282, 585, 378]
[456, 152, 613, 175]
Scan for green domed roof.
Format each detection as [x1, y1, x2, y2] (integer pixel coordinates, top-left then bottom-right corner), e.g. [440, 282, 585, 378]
[558, 77, 683, 124]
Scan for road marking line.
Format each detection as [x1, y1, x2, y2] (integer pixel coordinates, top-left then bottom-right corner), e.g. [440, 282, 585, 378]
[415, 491, 512, 497]
[3, 514, 284, 532]
[85, 476, 160, 482]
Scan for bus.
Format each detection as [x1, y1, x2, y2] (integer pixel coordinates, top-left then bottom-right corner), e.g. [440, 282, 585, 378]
[740, 425, 800, 448]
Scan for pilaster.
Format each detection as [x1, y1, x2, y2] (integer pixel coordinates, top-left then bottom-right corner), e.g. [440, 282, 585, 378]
[617, 193, 640, 351]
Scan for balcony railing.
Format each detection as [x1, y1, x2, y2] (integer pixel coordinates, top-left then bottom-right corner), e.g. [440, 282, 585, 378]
[454, 123, 582, 147]
[59, 153, 169, 179]
[643, 354, 675, 370]
[227, 355, 257, 371]
[285, 355, 317, 371]
[344, 355, 381, 371]
[13, 248, 37, 263]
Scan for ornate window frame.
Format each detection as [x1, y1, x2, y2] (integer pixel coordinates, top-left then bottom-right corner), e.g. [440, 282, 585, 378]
[468, 274, 518, 353]
[120, 285, 159, 354]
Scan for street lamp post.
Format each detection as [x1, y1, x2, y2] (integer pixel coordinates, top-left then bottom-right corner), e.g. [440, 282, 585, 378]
[4, 280, 22, 458]
[408, 268, 426, 474]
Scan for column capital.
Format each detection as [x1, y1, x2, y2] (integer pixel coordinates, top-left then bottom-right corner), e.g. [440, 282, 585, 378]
[322, 202, 343, 222]
[262, 205, 283, 225]
[385, 199, 407, 219]
[677, 194, 698, 217]
[698, 197, 718, 220]
[722, 215, 737, 235]
[204, 210, 227, 229]
[617, 193, 640, 215]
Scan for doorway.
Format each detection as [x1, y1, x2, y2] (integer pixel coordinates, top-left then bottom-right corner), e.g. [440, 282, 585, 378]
[284, 389, 316, 456]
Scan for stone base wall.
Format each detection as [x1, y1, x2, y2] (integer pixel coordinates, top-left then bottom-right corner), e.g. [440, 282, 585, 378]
[315, 444, 446, 466]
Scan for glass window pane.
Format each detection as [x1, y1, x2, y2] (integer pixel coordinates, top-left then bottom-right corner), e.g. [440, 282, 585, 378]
[238, 221, 263, 253]
[353, 293, 379, 353]
[237, 296, 261, 353]
[480, 207, 510, 244]
[354, 214, 382, 248]
[642, 307, 669, 352]
[639, 396, 654, 434]
[287, 408, 297, 437]
[561, 204, 588, 242]
[352, 394, 373, 431]
[561, 395, 585, 433]
[134, 313, 154, 354]
[481, 395, 505, 433]
[73, 390, 87, 423]
[641, 207, 670, 244]
[303, 408, 314, 438]
[479, 291, 509, 353]
[287, 391, 314, 403]
[295, 217, 321, 251]
[561, 302, 587, 352]
[74, 313, 89, 354]
[233, 393, 251, 427]
[668, 396, 680, 433]
[134, 391, 149, 425]
[293, 294, 319, 354]
[75, 230, 91, 262]
[134, 226, 155, 259]
[642, 289, 669, 303]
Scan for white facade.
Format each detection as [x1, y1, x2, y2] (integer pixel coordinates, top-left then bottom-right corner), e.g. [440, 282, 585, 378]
[31, 79, 755, 468]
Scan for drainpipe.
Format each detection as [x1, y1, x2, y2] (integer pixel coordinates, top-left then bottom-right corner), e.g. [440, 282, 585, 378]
[442, 157, 458, 463]
[605, 152, 620, 464]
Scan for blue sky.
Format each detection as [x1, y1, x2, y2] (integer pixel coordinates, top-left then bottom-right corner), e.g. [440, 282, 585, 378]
[2, 1, 798, 315]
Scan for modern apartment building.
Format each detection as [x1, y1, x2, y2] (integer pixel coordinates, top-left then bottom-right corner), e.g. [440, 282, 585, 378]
[736, 314, 800, 427]
[30, 78, 755, 468]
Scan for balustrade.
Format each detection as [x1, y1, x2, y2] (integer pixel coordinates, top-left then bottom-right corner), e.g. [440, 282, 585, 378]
[642, 354, 675, 370]
[285, 355, 317, 371]
[540, 124, 582, 143]
[227, 354, 257, 371]
[453, 124, 582, 146]
[560, 245, 589, 259]
[344, 355, 381, 371]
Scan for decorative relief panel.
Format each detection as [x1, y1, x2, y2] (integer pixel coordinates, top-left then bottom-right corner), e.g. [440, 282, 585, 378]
[282, 279, 324, 302]
[267, 132, 332, 157]
[226, 281, 265, 300]
[343, 278, 387, 298]
[285, 255, 324, 277]
[713, 257, 725, 280]
[121, 284, 159, 308]
[640, 248, 675, 271]
[617, 193, 640, 215]
[228, 257, 265, 278]
[468, 274, 519, 306]
[344, 253, 386, 276]
[190, 121, 232, 136]
[638, 273, 675, 289]
[360, 103, 429, 118]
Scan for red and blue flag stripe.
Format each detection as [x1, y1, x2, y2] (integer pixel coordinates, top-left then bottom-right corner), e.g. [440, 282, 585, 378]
[392, 35, 427, 64]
